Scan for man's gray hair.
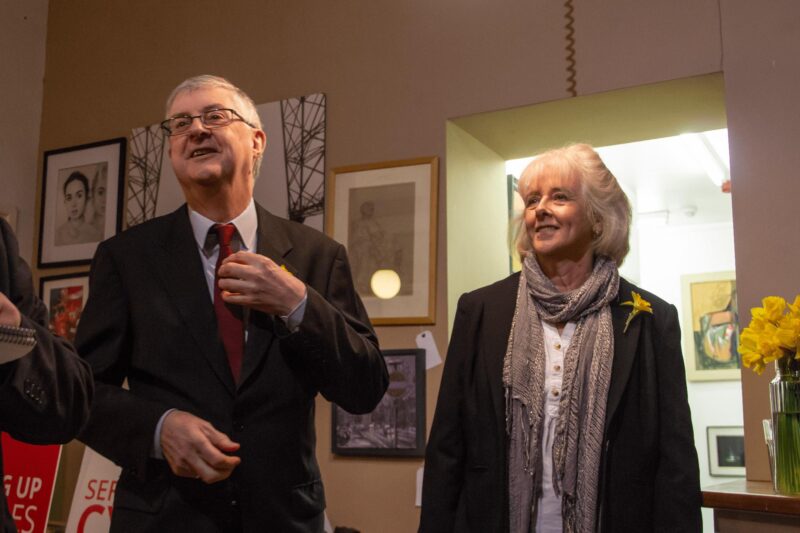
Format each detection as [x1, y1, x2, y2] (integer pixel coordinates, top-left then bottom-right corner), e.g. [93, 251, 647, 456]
[165, 75, 264, 178]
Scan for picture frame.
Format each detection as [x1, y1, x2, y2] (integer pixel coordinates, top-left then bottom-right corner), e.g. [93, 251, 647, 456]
[332, 348, 425, 457]
[327, 157, 438, 325]
[680, 271, 740, 381]
[38, 138, 126, 268]
[707, 426, 746, 477]
[39, 273, 90, 344]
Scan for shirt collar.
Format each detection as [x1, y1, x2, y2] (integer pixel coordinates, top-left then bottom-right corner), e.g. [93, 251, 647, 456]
[188, 199, 258, 252]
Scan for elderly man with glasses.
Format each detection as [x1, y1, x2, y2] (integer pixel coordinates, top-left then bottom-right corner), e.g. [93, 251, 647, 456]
[75, 75, 388, 533]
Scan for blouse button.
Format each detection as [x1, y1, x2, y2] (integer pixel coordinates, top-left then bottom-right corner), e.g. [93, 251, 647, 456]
[553, 364, 561, 372]
[555, 343, 561, 350]
[552, 388, 560, 397]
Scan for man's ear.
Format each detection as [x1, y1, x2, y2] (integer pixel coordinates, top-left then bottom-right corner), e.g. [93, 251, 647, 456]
[253, 129, 267, 157]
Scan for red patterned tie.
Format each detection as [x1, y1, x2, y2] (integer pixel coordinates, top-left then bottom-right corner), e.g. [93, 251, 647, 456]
[213, 223, 244, 383]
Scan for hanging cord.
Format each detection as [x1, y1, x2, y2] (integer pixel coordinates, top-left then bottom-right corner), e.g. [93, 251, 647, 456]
[564, 0, 578, 97]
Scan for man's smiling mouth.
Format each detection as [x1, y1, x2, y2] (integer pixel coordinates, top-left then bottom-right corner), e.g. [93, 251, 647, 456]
[190, 148, 216, 158]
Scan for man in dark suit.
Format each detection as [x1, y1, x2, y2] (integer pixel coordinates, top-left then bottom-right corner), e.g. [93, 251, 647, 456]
[0, 218, 93, 531]
[75, 75, 388, 532]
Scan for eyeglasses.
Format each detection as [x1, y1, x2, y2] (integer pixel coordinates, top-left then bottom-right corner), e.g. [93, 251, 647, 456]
[160, 108, 256, 136]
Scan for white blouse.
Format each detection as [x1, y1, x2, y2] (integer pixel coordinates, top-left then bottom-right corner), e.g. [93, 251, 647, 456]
[534, 320, 576, 533]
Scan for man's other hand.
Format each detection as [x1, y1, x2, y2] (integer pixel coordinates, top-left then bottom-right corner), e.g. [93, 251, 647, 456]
[160, 410, 241, 484]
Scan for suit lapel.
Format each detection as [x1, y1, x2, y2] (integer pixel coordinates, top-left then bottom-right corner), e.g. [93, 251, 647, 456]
[238, 205, 295, 387]
[153, 206, 236, 395]
[606, 279, 641, 432]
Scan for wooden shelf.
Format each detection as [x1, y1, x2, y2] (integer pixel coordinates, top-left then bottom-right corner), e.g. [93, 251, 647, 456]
[703, 480, 800, 516]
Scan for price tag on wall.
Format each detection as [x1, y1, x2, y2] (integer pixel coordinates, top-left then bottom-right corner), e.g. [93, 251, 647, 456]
[416, 330, 442, 369]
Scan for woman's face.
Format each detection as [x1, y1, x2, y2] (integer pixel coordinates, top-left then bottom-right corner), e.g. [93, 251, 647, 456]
[522, 170, 594, 263]
[64, 179, 87, 222]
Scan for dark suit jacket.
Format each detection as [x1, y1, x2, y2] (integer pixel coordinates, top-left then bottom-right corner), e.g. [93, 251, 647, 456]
[75, 204, 388, 533]
[419, 273, 701, 533]
[0, 219, 93, 532]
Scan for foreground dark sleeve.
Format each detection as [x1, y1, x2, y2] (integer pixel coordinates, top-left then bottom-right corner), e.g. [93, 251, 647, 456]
[653, 304, 702, 531]
[280, 244, 387, 414]
[75, 241, 168, 474]
[0, 219, 93, 443]
[419, 293, 476, 533]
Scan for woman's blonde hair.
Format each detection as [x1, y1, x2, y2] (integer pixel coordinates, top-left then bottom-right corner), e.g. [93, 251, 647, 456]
[513, 143, 632, 265]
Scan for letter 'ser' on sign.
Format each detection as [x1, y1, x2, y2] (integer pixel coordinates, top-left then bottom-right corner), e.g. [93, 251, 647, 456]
[1, 433, 61, 533]
[65, 445, 121, 533]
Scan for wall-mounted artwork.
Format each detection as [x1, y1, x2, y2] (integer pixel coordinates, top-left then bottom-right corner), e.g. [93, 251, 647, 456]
[327, 157, 438, 325]
[39, 273, 90, 343]
[126, 93, 326, 233]
[332, 349, 425, 457]
[707, 426, 745, 477]
[681, 271, 740, 381]
[38, 138, 126, 268]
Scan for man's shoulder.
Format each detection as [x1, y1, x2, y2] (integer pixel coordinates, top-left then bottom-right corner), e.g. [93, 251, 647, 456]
[257, 206, 342, 253]
[101, 206, 185, 250]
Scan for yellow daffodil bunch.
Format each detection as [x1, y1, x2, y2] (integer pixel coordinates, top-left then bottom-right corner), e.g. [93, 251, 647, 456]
[621, 291, 653, 333]
[739, 296, 800, 374]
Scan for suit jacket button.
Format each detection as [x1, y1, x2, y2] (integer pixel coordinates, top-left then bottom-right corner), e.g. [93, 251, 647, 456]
[235, 423, 245, 432]
[231, 499, 238, 507]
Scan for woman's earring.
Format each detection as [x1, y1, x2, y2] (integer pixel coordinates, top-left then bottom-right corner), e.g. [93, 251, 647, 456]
[592, 224, 602, 237]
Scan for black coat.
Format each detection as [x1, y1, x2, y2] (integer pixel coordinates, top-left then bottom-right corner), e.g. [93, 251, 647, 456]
[75, 204, 388, 533]
[419, 273, 701, 532]
[0, 219, 93, 532]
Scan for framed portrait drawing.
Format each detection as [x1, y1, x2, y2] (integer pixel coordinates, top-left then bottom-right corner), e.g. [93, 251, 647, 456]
[332, 348, 425, 457]
[327, 157, 438, 325]
[707, 426, 745, 477]
[38, 138, 126, 268]
[39, 273, 90, 344]
[681, 271, 740, 381]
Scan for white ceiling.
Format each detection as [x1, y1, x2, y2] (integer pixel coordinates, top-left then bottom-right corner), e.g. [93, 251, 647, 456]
[507, 129, 734, 226]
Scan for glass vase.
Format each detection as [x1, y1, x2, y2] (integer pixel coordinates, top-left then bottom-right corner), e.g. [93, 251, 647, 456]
[769, 355, 800, 495]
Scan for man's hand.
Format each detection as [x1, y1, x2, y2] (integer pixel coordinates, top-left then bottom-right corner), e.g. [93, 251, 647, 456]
[0, 292, 21, 327]
[160, 410, 241, 484]
[217, 252, 306, 316]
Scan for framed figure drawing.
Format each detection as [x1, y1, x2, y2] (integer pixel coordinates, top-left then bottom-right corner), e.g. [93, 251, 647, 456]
[38, 138, 126, 268]
[39, 273, 90, 344]
[327, 157, 438, 325]
[681, 271, 740, 381]
[707, 426, 745, 477]
[332, 348, 425, 457]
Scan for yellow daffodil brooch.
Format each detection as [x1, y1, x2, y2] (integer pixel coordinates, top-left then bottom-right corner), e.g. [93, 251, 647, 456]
[621, 291, 653, 333]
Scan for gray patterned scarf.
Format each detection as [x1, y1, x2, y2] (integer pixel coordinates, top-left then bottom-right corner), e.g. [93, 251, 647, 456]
[504, 254, 619, 533]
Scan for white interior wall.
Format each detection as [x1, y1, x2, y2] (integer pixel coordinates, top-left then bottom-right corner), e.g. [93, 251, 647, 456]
[0, 1, 48, 262]
[637, 221, 740, 532]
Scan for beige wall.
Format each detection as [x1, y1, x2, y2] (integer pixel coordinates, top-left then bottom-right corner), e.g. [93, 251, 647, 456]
[1, 0, 48, 262]
[22, 0, 800, 530]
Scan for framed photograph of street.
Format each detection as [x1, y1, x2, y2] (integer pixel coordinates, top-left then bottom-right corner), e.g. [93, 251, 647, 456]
[332, 348, 425, 457]
[38, 137, 126, 268]
[327, 157, 438, 325]
[39, 273, 90, 344]
[681, 271, 740, 381]
[707, 426, 745, 477]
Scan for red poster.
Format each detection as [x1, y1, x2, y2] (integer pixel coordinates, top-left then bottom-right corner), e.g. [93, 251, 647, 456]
[1, 434, 61, 533]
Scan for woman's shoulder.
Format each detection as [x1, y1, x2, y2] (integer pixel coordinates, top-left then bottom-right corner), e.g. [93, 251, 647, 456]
[459, 272, 521, 307]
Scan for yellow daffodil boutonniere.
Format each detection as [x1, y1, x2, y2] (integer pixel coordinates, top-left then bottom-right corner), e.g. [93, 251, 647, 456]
[739, 295, 800, 375]
[621, 291, 653, 333]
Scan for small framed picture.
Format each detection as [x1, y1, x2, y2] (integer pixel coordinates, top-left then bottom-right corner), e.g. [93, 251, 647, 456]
[327, 157, 438, 325]
[707, 426, 745, 477]
[38, 138, 126, 268]
[681, 271, 740, 381]
[332, 348, 426, 457]
[39, 274, 90, 344]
